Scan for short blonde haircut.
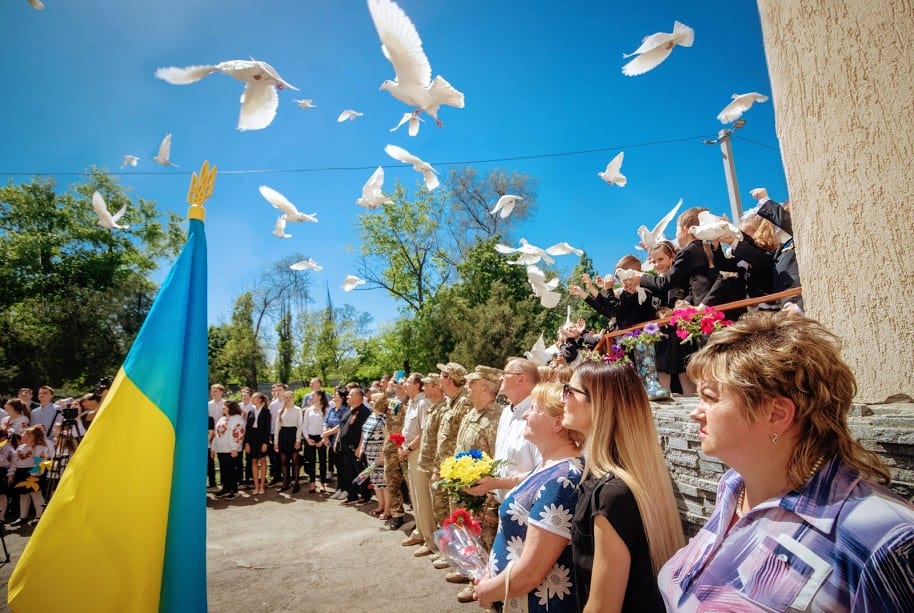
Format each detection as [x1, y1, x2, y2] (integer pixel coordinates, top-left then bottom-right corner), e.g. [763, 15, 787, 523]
[530, 382, 585, 446]
[687, 311, 890, 487]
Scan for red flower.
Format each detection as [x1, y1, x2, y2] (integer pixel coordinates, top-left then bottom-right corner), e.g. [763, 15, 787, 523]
[442, 508, 482, 536]
[388, 432, 405, 447]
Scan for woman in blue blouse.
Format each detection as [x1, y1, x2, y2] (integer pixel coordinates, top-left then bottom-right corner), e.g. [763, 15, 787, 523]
[475, 382, 585, 612]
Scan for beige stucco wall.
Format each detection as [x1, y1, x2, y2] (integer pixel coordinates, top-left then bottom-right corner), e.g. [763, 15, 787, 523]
[756, 0, 914, 402]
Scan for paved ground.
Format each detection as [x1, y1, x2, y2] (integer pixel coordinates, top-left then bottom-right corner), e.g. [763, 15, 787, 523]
[0, 485, 475, 612]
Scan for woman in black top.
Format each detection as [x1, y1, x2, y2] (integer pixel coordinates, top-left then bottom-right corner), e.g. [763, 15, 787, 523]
[562, 361, 684, 612]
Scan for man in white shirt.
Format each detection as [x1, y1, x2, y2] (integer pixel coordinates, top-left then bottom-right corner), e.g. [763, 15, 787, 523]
[31, 385, 62, 442]
[207, 384, 226, 489]
[268, 384, 286, 486]
[398, 373, 435, 556]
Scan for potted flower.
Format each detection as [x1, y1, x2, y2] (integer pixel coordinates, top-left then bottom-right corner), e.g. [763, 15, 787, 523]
[618, 323, 669, 400]
[670, 306, 732, 345]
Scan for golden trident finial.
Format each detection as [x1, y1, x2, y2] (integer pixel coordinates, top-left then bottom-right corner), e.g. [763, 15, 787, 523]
[186, 160, 217, 221]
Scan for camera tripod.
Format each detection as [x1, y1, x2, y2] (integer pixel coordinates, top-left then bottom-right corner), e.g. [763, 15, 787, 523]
[43, 420, 83, 502]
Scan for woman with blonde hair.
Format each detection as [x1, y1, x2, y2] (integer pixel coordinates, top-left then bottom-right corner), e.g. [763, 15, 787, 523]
[475, 382, 585, 612]
[562, 361, 683, 612]
[660, 312, 914, 610]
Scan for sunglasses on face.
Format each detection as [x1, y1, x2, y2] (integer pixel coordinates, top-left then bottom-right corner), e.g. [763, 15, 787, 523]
[562, 382, 590, 400]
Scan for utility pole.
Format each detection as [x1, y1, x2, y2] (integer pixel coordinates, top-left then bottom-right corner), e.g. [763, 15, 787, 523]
[705, 118, 746, 221]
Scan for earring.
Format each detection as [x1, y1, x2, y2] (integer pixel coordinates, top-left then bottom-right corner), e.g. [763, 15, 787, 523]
[770, 433, 780, 444]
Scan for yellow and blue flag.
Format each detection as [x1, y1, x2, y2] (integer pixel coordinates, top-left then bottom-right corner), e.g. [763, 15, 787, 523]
[8, 164, 215, 612]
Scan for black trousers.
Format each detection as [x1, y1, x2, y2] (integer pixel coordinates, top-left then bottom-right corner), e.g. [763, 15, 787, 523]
[208, 451, 217, 487]
[340, 449, 370, 502]
[217, 452, 240, 493]
[302, 435, 327, 483]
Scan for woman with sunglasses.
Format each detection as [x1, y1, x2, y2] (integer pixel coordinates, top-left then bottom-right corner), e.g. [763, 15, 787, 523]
[562, 361, 683, 612]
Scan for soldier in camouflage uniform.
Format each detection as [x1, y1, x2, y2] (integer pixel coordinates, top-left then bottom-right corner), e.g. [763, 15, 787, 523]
[382, 378, 408, 530]
[453, 364, 505, 603]
[418, 373, 451, 569]
[433, 362, 471, 522]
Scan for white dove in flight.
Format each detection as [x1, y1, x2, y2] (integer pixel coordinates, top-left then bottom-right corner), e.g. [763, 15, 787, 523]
[598, 152, 626, 187]
[272, 215, 291, 239]
[689, 211, 741, 242]
[154, 59, 299, 131]
[496, 238, 583, 266]
[717, 92, 769, 124]
[290, 258, 323, 271]
[637, 198, 682, 251]
[152, 134, 178, 167]
[367, 0, 465, 128]
[357, 167, 393, 209]
[121, 155, 139, 169]
[524, 333, 558, 366]
[622, 21, 694, 77]
[337, 109, 364, 122]
[342, 275, 367, 292]
[294, 99, 316, 109]
[259, 186, 318, 223]
[92, 191, 129, 230]
[384, 144, 439, 190]
[614, 268, 648, 305]
[489, 195, 523, 219]
[27, 0, 45, 9]
[526, 265, 562, 309]
[390, 111, 423, 136]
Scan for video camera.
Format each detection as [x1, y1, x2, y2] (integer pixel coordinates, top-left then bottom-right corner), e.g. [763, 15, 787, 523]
[94, 375, 113, 396]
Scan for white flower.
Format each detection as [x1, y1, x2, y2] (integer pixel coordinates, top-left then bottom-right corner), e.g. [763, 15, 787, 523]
[535, 563, 573, 605]
[557, 476, 575, 489]
[506, 596, 524, 612]
[506, 535, 525, 562]
[507, 499, 529, 526]
[539, 503, 573, 533]
[567, 457, 583, 474]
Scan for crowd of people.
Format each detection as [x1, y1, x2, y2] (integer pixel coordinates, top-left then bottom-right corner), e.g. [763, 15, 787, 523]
[5, 190, 914, 610]
[0, 382, 109, 529]
[207, 312, 913, 611]
[566, 189, 802, 395]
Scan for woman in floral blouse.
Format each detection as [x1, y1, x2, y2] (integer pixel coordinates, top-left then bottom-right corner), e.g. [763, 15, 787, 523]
[475, 382, 585, 612]
[212, 401, 246, 500]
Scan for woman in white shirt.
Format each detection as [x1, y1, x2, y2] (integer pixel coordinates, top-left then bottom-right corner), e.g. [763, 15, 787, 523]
[212, 401, 246, 500]
[2, 399, 31, 436]
[302, 391, 329, 493]
[273, 391, 303, 494]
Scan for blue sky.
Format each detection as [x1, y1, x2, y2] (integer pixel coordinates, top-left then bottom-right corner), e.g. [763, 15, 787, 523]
[0, 0, 787, 330]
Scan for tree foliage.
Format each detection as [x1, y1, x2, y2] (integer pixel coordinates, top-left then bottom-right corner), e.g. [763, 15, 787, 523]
[356, 181, 451, 313]
[221, 292, 266, 388]
[0, 170, 183, 392]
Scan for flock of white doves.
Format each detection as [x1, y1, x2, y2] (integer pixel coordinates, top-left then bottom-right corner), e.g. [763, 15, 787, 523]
[30, 0, 768, 298]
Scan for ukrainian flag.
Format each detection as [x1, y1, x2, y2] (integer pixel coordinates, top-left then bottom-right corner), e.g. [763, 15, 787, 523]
[8, 165, 215, 612]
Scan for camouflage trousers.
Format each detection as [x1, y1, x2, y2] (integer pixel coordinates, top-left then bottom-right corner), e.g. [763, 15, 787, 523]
[448, 495, 499, 551]
[431, 477, 450, 525]
[383, 445, 405, 516]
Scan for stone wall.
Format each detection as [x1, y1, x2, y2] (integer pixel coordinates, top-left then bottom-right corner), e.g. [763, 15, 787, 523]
[654, 397, 914, 536]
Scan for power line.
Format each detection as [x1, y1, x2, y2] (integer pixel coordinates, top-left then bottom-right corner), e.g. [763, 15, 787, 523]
[732, 134, 780, 152]
[0, 134, 715, 178]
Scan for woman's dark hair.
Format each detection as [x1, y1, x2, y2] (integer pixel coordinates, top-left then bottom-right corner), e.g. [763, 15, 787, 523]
[314, 390, 329, 414]
[5, 398, 29, 418]
[225, 400, 242, 416]
[334, 386, 349, 407]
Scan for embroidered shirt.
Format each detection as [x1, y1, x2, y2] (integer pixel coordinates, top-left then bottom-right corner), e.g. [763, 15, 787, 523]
[493, 396, 541, 502]
[659, 457, 914, 612]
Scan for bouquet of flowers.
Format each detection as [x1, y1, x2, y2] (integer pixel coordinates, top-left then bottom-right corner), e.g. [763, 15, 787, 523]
[435, 449, 507, 512]
[353, 461, 378, 485]
[433, 509, 488, 580]
[670, 306, 732, 345]
[388, 432, 405, 447]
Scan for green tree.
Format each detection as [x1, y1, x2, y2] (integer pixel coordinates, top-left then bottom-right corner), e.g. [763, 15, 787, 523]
[0, 170, 183, 391]
[356, 181, 452, 313]
[222, 292, 266, 388]
[274, 301, 293, 385]
[208, 324, 232, 386]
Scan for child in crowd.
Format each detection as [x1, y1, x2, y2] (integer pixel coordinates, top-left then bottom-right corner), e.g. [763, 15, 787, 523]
[9, 426, 50, 527]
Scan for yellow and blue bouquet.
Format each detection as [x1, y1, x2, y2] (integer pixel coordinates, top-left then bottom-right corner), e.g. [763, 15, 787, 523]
[435, 449, 507, 512]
